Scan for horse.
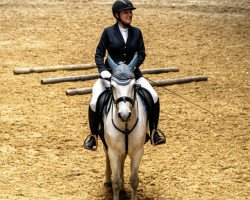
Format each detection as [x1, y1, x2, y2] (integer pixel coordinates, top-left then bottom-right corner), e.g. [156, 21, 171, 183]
[102, 54, 148, 200]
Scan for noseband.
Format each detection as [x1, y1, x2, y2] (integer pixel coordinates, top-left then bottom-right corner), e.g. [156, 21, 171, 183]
[113, 95, 135, 107]
[111, 77, 136, 108]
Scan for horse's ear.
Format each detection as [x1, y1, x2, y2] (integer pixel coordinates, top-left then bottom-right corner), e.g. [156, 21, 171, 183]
[108, 55, 119, 72]
[127, 53, 138, 70]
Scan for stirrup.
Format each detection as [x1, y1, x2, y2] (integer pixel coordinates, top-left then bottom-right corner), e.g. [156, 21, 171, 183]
[83, 134, 98, 151]
[150, 129, 166, 146]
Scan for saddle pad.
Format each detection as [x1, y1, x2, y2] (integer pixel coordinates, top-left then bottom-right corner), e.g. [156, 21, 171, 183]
[136, 86, 154, 119]
[95, 88, 112, 149]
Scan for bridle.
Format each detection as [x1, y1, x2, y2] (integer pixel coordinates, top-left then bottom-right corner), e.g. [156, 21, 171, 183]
[112, 90, 136, 108]
[109, 77, 139, 154]
[106, 52, 141, 154]
[111, 77, 137, 108]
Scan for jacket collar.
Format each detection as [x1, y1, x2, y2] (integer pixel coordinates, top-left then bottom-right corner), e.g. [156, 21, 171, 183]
[113, 23, 134, 45]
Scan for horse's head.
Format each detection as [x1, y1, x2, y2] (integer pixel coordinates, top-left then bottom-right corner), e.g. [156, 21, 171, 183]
[108, 53, 138, 122]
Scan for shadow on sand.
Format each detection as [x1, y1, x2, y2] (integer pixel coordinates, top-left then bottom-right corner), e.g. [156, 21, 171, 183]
[102, 184, 154, 200]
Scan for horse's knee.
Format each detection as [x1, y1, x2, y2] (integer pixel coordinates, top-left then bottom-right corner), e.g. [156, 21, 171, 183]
[113, 178, 123, 191]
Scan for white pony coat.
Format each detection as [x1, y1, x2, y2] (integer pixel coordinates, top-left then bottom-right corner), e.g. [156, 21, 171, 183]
[103, 78, 148, 200]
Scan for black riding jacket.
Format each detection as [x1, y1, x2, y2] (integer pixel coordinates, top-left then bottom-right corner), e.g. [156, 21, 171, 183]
[95, 23, 146, 79]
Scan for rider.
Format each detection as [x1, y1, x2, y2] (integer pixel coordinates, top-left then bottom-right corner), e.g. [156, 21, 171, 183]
[83, 0, 166, 151]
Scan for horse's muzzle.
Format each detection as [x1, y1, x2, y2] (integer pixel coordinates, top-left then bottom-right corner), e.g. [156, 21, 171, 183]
[118, 111, 131, 122]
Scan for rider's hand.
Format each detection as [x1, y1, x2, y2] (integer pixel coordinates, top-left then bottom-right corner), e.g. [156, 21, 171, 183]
[100, 70, 111, 79]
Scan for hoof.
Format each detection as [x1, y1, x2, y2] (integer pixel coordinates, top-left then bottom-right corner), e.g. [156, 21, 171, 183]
[120, 187, 126, 193]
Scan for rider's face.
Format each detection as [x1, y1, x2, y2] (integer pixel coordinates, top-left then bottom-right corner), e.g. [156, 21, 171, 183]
[117, 9, 133, 26]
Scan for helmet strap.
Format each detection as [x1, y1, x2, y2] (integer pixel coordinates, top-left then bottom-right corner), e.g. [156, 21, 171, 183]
[116, 13, 130, 28]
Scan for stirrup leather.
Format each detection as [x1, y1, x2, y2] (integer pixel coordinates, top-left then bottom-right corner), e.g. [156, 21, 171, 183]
[83, 134, 98, 151]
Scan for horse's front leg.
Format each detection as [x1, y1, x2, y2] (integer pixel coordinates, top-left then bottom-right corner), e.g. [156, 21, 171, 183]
[104, 149, 112, 187]
[130, 148, 144, 200]
[120, 154, 126, 190]
[108, 150, 123, 200]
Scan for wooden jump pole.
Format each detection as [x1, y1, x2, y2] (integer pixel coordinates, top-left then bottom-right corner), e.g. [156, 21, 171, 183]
[41, 74, 100, 84]
[41, 67, 179, 84]
[13, 63, 96, 74]
[66, 76, 208, 96]
[149, 76, 208, 86]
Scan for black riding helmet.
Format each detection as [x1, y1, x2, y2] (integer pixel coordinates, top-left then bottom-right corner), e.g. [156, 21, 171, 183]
[112, 0, 136, 19]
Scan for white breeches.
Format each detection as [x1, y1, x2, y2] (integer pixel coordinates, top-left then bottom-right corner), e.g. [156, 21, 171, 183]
[136, 77, 159, 103]
[90, 77, 159, 112]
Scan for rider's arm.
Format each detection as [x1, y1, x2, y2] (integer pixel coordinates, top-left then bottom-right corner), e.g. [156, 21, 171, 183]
[136, 28, 146, 68]
[95, 28, 108, 74]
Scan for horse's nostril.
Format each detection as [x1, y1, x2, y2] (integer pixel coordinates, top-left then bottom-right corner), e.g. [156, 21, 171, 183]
[118, 113, 122, 119]
[128, 112, 131, 118]
[118, 112, 131, 122]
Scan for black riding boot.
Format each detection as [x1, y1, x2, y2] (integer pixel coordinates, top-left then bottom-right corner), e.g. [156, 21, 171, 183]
[83, 106, 99, 151]
[150, 100, 166, 145]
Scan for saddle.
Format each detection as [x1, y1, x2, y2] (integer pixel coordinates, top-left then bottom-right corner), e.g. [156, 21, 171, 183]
[95, 86, 153, 149]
